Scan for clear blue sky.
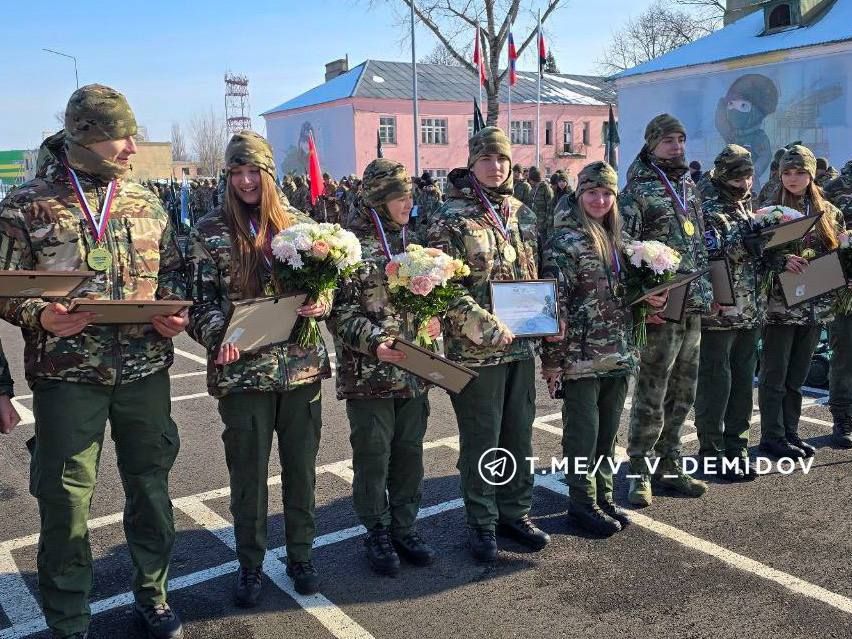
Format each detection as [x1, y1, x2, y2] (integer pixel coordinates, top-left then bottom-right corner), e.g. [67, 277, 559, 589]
[0, 0, 665, 149]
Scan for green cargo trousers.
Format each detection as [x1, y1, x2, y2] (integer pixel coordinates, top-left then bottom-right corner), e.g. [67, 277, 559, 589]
[829, 315, 852, 420]
[561, 376, 628, 507]
[694, 328, 760, 460]
[450, 358, 536, 530]
[29, 369, 179, 637]
[217, 382, 322, 566]
[758, 324, 821, 441]
[627, 315, 701, 470]
[346, 395, 429, 536]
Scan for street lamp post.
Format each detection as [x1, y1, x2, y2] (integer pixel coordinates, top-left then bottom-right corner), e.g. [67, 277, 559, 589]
[42, 48, 79, 88]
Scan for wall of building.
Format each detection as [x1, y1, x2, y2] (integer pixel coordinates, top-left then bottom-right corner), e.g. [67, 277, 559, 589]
[129, 142, 174, 180]
[616, 45, 852, 190]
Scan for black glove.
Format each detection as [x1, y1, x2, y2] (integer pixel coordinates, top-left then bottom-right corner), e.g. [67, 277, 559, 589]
[743, 232, 768, 259]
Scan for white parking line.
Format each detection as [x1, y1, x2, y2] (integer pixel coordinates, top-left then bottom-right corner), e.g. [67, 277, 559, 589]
[173, 348, 207, 365]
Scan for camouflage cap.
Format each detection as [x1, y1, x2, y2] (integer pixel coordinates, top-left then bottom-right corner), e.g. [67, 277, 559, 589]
[361, 158, 412, 207]
[644, 114, 686, 151]
[225, 130, 276, 177]
[64, 84, 138, 146]
[816, 157, 829, 171]
[576, 161, 618, 197]
[713, 144, 754, 182]
[780, 145, 817, 179]
[468, 126, 512, 167]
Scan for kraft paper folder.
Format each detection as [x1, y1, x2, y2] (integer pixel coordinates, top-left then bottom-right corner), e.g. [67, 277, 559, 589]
[778, 251, 847, 309]
[217, 293, 306, 353]
[390, 338, 478, 394]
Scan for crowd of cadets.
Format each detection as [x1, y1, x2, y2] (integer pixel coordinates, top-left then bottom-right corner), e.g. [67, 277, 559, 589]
[0, 84, 851, 639]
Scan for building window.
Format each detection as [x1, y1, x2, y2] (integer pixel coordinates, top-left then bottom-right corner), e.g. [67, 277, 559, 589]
[511, 121, 534, 145]
[582, 122, 591, 146]
[769, 4, 791, 29]
[427, 168, 449, 191]
[467, 119, 474, 139]
[421, 118, 448, 145]
[562, 122, 574, 154]
[379, 116, 397, 144]
[545, 121, 553, 146]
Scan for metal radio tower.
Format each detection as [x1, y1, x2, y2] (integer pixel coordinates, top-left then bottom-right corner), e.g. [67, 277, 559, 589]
[224, 73, 252, 134]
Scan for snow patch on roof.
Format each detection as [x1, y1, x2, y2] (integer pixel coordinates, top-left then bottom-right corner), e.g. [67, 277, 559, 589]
[261, 63, 366, 115]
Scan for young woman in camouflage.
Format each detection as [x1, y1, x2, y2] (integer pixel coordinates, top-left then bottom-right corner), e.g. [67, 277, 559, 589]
[758, 145, 847, 459]
[187, 131, 331, 602]
[619, 114, 712, 507]
[426, 127, 550, 562]
[329, 158, 441, 577]
[540, 162, 666, 537]
[694, 145, 764, 481]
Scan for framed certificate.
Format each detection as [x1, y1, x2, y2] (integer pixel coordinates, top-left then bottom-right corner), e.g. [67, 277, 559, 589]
[760, 214, 821, 250]
[489, 279, 559, 337]
[390, 338, 478, 394]
[0, 270, 96, 298]
[215, 293, 306, 353]
[67, 299, 192, 324]
[709, 258, 735, 306]
[778, 251, 848, 309]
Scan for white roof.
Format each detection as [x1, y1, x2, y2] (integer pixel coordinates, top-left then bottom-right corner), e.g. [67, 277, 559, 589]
[619, 0, 852, 79]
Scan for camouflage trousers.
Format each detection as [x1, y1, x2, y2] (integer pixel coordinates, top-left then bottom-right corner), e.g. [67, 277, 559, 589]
[346, 395, 429, 536]
[218, 383, 322, 565]
[561, 375, 629, 506]
[29, 370, 179, 637]
[450, 359, 536, 530]
[829, 315, 852, 419]
[627, 315, 701, 471]
[694, 328, 760, 461]
[758, 324, 820, 441]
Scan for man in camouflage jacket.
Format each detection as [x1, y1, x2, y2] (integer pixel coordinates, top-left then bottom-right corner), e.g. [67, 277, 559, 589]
[820, 159, 852, 447]
[427, 127, 550, 561]
[412, 171, 442, 243]
[694, 145, 764, 478]
[0, 84, 186, 638]
[619, 113, 712, 506]
[524, 166, 555, 247]
[329, 158, 437, 575]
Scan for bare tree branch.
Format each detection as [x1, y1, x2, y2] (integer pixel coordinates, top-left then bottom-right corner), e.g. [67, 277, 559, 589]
[190, 109, 228, 176]
[170, 122, 188, 162]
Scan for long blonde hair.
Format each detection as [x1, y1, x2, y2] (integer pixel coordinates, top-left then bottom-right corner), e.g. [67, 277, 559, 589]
[575, 195, 624, 265]
[224, 169, 294, 297]
[779, 179, 838, 251]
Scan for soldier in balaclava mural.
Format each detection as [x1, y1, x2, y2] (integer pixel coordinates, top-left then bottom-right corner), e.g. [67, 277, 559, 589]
[281, 121, 315, 175]
[715, 74, 779, 184]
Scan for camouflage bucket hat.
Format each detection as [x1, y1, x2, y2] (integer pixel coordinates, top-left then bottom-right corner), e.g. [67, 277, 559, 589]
[644, 113, 686, 151]
[780, 145, 817, 180]
[576, 161, 618, 197]
[226, 130, 276, 178]
[713, 144, 754, 182]
[468, 126, 512, 167]
[65, 84, 138, 146]
[361, 158, 411, 207]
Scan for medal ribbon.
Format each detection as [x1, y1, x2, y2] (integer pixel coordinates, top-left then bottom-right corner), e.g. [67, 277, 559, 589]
[650, 163, 697, 238]
[369, 208, 407, 259]
[65, 165, 117, 243]
[469, 176, 510, 241]
[248, 215, 274, 268]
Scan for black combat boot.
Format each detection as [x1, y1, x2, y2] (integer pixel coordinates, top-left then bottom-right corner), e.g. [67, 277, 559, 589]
[364, 527, 400, 576]
[568, 503, 622, 537]
[832, 415, 852, 448]
[759, 437, 805, 459]
[786, 425, 816, 457]
[597, 499, 631, 528]
[392, 531, 436, 566]
[134, 602, 183, 639]
[234, 565, 263, 607]
[286, 559, 320, 595]
[468, 527, 498, 563]
[496, 515, 550, 550]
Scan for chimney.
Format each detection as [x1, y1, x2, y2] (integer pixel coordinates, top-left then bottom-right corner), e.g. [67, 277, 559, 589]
[325, 57, 349, 82]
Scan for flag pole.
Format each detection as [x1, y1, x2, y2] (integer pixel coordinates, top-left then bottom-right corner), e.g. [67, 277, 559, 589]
[477, 25, 483, 111]
[508, 79, 512, 138]
[411, 0, 420, 175]
[536, 9, 542, 169]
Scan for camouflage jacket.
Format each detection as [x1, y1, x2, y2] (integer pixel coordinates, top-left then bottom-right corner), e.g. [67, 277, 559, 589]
[525, 181, 555, 244]
[426, 168, 538, 367]
[700, 182, 764, 330]
[291, 185, 310, 213]
[619, 152, 713, 314]
[816, 167, 840, 189]
[765, 196, 847, 326]
[513, 180, 531, 203]
[540, 207, 637, 380]
[186, 206, 331, 398]
[824, 162, 852, 226]
[0, 343, 13, 397]
[756, 177, 779, 208]
[0, 141, 185, 388]
[413, 184, 443, 243]
[328, 207, 430, 400]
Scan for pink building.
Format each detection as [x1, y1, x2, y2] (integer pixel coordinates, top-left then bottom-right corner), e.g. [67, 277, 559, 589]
[261, 59, 617, 190]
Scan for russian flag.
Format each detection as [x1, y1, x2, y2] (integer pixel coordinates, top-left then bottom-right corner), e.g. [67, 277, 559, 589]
[473, 25, 487, 86]
[508, 32, 517, 87]
[538, 25, 547, 75]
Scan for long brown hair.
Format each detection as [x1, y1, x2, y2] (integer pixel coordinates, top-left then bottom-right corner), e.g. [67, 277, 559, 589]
[575, 194, 624, 265]
[224, 169, 294, 297]
[779, 178, 838, 251]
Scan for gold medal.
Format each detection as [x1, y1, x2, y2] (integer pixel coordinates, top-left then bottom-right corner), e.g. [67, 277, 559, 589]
[502, 244, 517, 263]
[87, 246, 113, 272]
[683, 220, 695, 236]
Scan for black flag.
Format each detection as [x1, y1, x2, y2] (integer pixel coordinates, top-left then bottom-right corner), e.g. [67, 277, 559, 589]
[606, 103, 620, 170]
[377, 130, 384, 158]
[473, 99, 485, 135]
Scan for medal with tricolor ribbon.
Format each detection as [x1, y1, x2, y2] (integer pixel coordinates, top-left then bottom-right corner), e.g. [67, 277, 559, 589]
[651, 163, 695, 237]
[369, 208, 407, 259]
[469, 176, 517, 263]
[65, 165, 117, 272]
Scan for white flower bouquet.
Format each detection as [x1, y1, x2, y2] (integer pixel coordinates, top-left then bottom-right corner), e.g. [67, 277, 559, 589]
[623, 240, 682, 347]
